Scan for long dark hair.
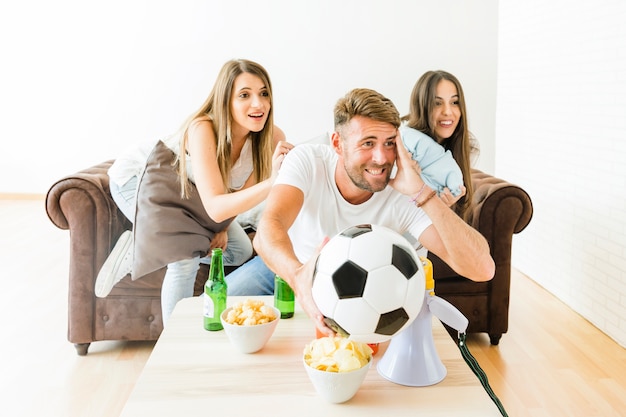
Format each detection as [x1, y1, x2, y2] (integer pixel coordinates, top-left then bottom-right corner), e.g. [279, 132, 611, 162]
[403, 70, 478, 221]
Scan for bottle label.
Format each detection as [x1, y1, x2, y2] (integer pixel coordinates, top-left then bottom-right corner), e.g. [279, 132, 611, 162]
[203, 295, 215, 319]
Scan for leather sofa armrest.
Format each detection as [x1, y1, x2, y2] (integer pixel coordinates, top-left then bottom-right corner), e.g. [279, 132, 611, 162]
[45, 158, 131, 281]
[430, 169, 533, 280]
[469, 168, 533, 265]
[45, 160, 131, 344]
[46, 160, 131, 252]
[46, 161, 117, 229]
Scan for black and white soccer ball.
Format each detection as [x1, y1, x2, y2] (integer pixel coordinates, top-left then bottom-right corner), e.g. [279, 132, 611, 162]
[312, 224, 425, 344]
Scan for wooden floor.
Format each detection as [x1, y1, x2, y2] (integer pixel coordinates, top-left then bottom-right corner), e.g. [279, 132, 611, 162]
[1, 198, 625, 417]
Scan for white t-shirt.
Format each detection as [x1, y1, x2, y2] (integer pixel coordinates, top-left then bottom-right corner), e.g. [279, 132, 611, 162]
[274, 143, 433, 263]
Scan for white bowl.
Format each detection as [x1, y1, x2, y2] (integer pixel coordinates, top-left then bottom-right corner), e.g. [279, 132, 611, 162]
[220, 305, 280, 353]
[303, 358, 371, 403]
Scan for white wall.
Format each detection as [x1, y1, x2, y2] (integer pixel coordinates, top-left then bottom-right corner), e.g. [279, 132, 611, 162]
[5, 0, 624, 348]
[0, 0, 498, 194]
[497, 1, 626, 347]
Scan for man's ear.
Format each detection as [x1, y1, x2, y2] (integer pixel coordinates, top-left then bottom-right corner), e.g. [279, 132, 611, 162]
[330, 131, 342, 155]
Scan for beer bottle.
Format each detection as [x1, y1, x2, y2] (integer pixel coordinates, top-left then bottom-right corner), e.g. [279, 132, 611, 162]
[274, 275, 294, 319]
[203, 248, 227, 331]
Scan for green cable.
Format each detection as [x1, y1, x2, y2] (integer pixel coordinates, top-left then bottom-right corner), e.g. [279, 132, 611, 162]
[458, 333, 509, 417]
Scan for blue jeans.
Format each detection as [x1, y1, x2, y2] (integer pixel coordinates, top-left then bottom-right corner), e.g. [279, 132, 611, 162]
[110, 176, 254, 326]
[226, 255, 276, 296]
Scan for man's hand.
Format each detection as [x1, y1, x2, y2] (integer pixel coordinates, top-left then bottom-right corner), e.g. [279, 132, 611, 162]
[389, 139, 425, 196]
[293, 237, 335, 337]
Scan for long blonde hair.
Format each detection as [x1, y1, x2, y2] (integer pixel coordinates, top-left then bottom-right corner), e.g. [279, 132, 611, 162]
[403, 70, 477, 221]
[175, 59, 275, 198]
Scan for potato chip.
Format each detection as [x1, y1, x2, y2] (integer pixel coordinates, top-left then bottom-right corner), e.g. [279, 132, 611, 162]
[224, 299, 277, 326]
[303, 336, 373, 373]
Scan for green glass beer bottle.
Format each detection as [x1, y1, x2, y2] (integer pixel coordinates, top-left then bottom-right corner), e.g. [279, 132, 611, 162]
[203, 248, 227, 331]
[274, 275, 294, 319]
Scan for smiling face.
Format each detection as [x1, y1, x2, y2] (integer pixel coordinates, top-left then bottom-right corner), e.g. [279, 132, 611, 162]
[431, 79, 461, 143]
[333, 115, 398, 203]
[230, 72, 271, 137]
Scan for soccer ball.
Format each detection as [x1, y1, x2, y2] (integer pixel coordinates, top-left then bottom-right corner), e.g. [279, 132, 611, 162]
[312, 224, 425, 344]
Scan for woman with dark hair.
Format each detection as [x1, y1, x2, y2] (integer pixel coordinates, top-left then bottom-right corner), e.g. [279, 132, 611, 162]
[403, 70, 479, 222]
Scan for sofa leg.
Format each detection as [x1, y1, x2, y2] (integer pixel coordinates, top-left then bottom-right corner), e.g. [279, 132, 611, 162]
[489, 334, 502, 345]
[74, 343, 90, 356]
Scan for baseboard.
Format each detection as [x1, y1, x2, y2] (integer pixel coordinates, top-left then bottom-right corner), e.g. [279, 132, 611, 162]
[0, 193, 45, 200]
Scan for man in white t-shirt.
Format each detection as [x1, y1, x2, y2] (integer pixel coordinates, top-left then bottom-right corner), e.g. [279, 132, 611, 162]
[233, 88, 495, 336]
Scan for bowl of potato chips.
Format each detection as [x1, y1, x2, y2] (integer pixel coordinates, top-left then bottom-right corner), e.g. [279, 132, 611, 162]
[220, 299, 280, 353]
[303, 336, 373, 403]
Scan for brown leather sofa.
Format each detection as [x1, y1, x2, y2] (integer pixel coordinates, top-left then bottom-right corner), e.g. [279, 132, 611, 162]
[429, 169, 533, 345]
[46, 162, 532, 355]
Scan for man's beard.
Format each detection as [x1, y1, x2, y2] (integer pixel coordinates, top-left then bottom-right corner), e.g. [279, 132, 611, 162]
[344, 162, 392, 193]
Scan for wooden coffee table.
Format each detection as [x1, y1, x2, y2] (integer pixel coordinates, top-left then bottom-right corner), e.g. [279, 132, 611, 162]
[120, 296, 501, 416]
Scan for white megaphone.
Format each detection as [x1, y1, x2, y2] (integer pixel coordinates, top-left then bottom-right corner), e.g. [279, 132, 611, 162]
[377, 258, 469, 386]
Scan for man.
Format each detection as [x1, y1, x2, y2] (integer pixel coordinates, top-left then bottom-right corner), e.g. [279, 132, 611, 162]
[249, 88, 495, 335]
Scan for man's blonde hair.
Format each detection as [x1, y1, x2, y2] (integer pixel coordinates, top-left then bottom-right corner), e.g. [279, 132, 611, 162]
[334, 88, 401, 133]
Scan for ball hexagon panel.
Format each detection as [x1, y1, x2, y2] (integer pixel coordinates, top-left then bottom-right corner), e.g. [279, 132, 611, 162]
[314, 233, 352, 275]
[310, 270, 338, 318]
[339, 224, 373, 239]
[333, 297, 380, 337]
[346, 227, 395, 272]
[331, 261, 368, 299]
[322, 317, 349, 338]
[402, 267, 425, 318]
[375, 308, 410, 336]
[391, 244, 420, 279]
[362, 265, 411, 313]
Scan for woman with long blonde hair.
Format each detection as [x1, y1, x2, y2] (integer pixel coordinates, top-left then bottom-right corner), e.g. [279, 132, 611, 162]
[96, 59, 293, 325]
